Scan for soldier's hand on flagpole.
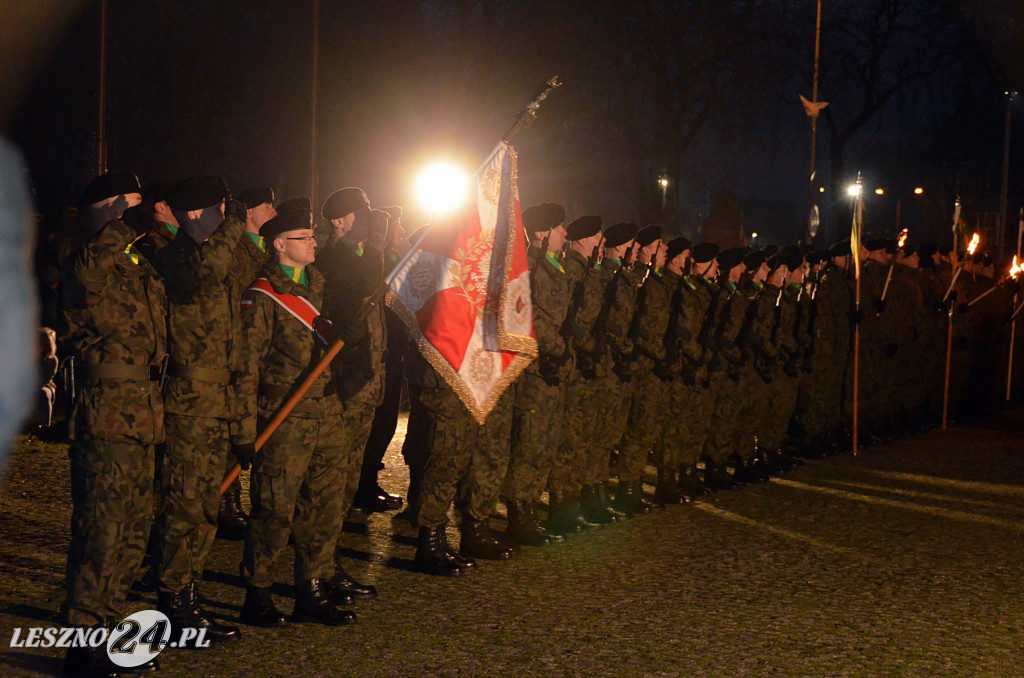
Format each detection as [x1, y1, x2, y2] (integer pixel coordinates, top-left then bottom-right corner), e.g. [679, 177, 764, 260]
[232, 442, 256, 471]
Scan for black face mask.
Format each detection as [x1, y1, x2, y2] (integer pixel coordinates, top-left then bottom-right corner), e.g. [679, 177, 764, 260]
[179, 205, 223, 243]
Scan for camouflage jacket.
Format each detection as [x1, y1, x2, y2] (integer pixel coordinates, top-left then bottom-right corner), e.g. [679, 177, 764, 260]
[60, 219, 167, 445]
[154, 215, 246, 420]
[814, 266, 853, 355]
[562, 249, 603, 358]
[234, 262, 340, 444]
[628, 267, 671, 365]
[319, 236, 387, 405]
[595, 259, 640, 364]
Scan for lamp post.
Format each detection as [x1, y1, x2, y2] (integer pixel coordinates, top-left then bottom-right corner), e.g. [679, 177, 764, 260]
[658, 175, 669, 213]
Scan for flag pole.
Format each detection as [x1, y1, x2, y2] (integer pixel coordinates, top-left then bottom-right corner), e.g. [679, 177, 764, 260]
[851, 174, 863, 455]
[221, 78, 563, 495]
[1008, 209, 1023, 402]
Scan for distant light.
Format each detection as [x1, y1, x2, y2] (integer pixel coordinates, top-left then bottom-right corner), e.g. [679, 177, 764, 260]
[658, 176, 669, 189]
[914, 187, 924, 195]
[751, 232, 758, 239]
[875, 188, 885, 196]
[847, 184, 863, 197]
[818, 186, 825, 193]
[415, 162, 469, 214]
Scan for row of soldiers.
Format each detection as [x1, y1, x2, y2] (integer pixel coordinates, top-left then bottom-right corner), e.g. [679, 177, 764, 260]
[57, 167, 1022, 676]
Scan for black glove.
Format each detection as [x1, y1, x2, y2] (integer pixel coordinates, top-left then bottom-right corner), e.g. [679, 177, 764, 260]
[848, 309, 864, 325]
[885, 342, 898, 358]
[225, 198, 247, 222]
[232, 443, 256, 471]
[957, 303, 969, 315]
[874, 299, 887, 315]
[121, 204, 149, 235]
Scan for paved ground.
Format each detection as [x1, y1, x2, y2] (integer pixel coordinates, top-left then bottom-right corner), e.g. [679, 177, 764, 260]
[1, 407, 1023, 677]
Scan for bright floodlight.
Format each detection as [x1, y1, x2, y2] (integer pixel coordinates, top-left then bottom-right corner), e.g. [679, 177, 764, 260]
[416, 162, 469, 214]
[658, 176, 669, 188]
[847, 183, 863, 197]
[914, 187, 924, 195]
[875, 188, 884, 195]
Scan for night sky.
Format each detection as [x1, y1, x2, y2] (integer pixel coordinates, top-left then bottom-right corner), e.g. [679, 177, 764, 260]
[5, 0, 1024, 251]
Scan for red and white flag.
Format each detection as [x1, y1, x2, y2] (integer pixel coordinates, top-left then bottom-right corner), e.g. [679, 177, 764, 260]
[385, 142, 537, 423]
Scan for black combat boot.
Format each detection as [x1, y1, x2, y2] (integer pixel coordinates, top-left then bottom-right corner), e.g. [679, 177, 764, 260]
[613, 482, 651, 517]
[677, 463, 710, 501]
[292, 579, 357, 626]
[330, 565, 377, 601]
[460, 517, 515, 560]
[632, 481, 658, 512]
[157, 588, 207, 647]
[353, 482, 404, 513]
[63, 626, 159, 677]
[216, 485, 248, 541]
[547, 490, 587, 534]
[186, 581, 240, 641]
[654, 467, 685, 504]
[415, 525, 471, 576]
[505, 499, 555, 546]
[601, 481, 630, 519]
[240, 586, 287, 628]
[701, 454, 740, 491]
[580, 484, 619, 524]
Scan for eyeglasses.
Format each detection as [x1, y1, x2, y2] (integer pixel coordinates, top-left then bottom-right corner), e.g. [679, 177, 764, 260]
[285, 236, 317, 242]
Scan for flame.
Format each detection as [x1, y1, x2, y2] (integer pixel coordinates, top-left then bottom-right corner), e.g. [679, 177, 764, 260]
[897, 228, 908, 248]
[966, 233, 980, 256]
[1010, 255, 1022, 279]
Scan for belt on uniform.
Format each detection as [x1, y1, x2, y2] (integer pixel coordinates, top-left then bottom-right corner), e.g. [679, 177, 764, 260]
[79, 361, 164, 382]
[167, 361, 238, 385]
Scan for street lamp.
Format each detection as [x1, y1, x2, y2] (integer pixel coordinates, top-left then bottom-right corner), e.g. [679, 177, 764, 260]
[658, 174, 669, 211]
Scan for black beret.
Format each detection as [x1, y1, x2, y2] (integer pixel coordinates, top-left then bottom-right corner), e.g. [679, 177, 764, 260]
[260, 208, 313, 241]
[321, 187, 370, 220]
[717, 247, 746, 271]
[635, 225, 663, 248]
[691, 242, 719, 264]
[237, 187, 275, 210]
[166, 175, 229, 211]
[806, 249, 829, 266]
[142, 180, 174, 205]
[762, 244, 778, 257]
[566, 215, 602, 241]
[917, 242, 937, 259]
[901, 244, 917, 259]
[604, 222, 639, 248]
[277, 196, 311, 214]
[743, 249, 766, 271]
[380, 205, 402, 220]
[780, 246, 804, 272]
[864, 237, 890, 251]
[522, 203, 566, 235]
[829, 239, 851, 257]
[937, 243, 953, 255]
[665, 237, 692, 263]
[78, 171, 141, 206]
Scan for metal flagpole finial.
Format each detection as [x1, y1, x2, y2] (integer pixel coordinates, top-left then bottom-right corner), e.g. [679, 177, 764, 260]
[502, 76, 564, 144]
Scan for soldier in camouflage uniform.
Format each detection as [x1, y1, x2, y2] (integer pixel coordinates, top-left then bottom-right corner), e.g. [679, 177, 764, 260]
[555, 217, 617, 524]
[60, 172, 165, 677]
[411, 352, 517, 576]
[504, 203, 574, 541]
[214, 186, 275, 539]
[150, 175, 246, 642]
[235, 209, 356, 628]
[589, 223, 648, 514]
[665, 241, 718, 499]
[318, 187, 388, 600]
[617, 226, 674, 506]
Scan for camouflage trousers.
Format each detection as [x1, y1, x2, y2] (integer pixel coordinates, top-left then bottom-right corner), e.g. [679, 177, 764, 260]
[552, 374, 601, 493]
[418, 389, 513, 529]
[65, 440, 155, 627]
[661, 377, 712, 469]
[594, 372, 634, 476]
[154, 415, 230, 593]
[796, 347, 846, 442]
[504, 370, 564, 501]
[706, 369, 743, 462]
[242, 412, 346, 588]
[618, 369, 667, 480]
[337, 400, 376, 516]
